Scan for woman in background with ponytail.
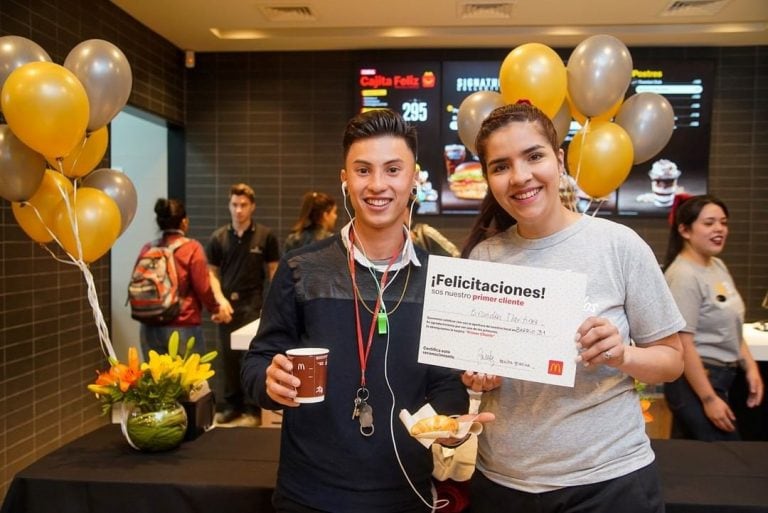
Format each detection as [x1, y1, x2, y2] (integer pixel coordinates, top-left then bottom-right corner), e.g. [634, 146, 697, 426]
[284, 191, 337, 253]
[663, 193, 763, 440]
[135, 198, 230, 358]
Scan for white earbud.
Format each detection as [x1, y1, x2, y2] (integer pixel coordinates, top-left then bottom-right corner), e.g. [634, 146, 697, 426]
[341, 181, 348, 195]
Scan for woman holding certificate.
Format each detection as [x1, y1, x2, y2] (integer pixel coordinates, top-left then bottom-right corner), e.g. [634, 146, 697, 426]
[461, 102, 685, 513]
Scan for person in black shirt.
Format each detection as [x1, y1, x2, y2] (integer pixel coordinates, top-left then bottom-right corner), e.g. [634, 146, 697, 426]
[207, 183, 280, 424]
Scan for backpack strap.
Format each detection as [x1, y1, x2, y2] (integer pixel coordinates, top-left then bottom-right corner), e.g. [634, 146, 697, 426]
[167, 237, 190, 252]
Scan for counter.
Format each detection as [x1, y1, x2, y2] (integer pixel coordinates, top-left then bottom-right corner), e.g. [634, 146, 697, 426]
[230, 318, 260, 350]
[744, 322, 768, 361]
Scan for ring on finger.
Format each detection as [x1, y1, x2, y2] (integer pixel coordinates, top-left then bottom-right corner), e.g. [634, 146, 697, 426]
[603, 350, 613, 360]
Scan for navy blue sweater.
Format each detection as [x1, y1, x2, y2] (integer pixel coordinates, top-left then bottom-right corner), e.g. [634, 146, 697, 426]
[242, 235, 468, 512]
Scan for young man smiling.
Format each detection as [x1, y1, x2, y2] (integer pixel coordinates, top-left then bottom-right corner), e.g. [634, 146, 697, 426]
[241, 109, 483, 512]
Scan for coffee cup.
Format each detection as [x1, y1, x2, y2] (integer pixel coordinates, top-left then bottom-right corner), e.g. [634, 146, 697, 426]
[286, 348, 329, 403]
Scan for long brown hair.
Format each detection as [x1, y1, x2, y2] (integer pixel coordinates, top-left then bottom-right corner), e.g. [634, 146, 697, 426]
[290, 191, 336, 233]
[460, 103, 560, 257]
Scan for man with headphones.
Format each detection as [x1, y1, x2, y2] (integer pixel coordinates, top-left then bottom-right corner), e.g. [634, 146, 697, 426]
[242, 109, 490, 512]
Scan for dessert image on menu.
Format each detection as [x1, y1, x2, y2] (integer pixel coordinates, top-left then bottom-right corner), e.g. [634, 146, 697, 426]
[636, 158, 683, 207]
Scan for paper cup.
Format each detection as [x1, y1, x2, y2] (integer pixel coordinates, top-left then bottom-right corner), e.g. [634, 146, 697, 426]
[286, 348, 329, 403]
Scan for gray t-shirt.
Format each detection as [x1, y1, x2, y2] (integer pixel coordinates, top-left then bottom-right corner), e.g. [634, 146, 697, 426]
[469, 215, 685, 492]
[664, 256, 743, 362]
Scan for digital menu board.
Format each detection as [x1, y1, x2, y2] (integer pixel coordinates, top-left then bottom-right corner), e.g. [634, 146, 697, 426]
[356, 58, 714, 217]
[356, 63, 442, 214]
[612, 60, 714, 217]
[440, 61, 501, 214]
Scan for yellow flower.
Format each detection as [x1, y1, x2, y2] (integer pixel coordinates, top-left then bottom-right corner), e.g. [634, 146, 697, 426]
[179, 353, 215, 388]
[142, 350, 183, 383]
[88, 332, 216, 415]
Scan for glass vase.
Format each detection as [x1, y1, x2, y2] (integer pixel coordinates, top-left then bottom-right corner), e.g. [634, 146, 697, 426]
[121, 401, 188, 452]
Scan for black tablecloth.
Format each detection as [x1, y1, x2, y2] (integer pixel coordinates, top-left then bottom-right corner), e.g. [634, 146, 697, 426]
[3, 425, 768, 513]
[651, 439, 768, 512]
[1, 425, 280, 513]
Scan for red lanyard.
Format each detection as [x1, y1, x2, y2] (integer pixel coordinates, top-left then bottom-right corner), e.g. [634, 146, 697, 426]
[348, 229, 400, 387]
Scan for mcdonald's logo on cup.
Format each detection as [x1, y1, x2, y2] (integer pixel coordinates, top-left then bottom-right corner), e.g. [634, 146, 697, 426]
[286, 348, 329, 403]
[547, 360, 564, 376]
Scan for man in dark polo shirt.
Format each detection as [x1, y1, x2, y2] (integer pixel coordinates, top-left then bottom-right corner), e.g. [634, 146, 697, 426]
[207, 183, 280, 425]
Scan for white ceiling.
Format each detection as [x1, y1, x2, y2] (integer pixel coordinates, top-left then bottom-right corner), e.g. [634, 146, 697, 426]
[112, 0, 767, 52]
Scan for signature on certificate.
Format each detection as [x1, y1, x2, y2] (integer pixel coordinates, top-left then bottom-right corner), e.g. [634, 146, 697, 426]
[477, 347, 495, 365]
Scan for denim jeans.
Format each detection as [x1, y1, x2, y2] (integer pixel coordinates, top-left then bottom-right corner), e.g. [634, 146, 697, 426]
[664, 363, 741, 441]
[140, 324, 205, 360]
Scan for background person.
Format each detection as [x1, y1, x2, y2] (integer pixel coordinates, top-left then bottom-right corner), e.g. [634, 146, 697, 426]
[461, 103, 684, 513]
[283, 191, 337, 253]
[242, 109, 488, 513]
[136, 198, 230, 357]
[663, 194, 764, 441]
[207, 183, 280, 425]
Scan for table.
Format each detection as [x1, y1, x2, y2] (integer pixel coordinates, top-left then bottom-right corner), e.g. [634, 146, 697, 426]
[745, 322, 768, 361]
[230, 318, 260, 350]
[1, 425, 279, 513]
[3, 426, 768, 513]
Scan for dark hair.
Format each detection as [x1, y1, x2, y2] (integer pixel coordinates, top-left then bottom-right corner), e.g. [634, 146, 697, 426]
[342, 109, 418, 161]
[230, 183, 255, 203]
[460, 103, 559, 257]
[154, 198, 186, 231]
[291, 191, 336, 233]
[664, 194, 729, 268]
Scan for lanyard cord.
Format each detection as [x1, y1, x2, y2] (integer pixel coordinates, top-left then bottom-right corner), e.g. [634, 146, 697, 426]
[348, 229, 400, 387]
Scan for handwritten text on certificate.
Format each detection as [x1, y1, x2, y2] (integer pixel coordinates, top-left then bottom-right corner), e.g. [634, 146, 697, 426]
[418, 255, 587, 387]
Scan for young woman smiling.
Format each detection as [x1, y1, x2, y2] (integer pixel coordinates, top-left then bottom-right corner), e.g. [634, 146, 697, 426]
[461, 103, 684, 513]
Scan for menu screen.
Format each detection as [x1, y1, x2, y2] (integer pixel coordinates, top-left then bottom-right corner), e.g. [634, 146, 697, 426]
[356, 63, 442, 214]
[440, 61, 501, 214]
[612, 60, 714, 217]
[355, 59, 714, 217]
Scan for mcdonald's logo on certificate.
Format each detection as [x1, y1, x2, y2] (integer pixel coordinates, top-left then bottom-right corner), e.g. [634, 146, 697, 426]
[418, 255, 587, 387]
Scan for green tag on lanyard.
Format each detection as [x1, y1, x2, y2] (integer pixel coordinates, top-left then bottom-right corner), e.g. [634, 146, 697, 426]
[377, 312, 388, 334]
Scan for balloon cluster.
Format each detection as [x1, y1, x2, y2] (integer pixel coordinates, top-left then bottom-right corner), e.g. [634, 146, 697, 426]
[0, 35, 136, 264]
[456, 35, 675, 202]
[0, 35, 136, 359]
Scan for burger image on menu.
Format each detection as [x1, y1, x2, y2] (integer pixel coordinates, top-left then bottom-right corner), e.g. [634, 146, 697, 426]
[448, 161, 487, 200]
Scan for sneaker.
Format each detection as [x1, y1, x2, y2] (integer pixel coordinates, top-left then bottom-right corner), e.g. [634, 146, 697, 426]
[215, 409, 243, 425]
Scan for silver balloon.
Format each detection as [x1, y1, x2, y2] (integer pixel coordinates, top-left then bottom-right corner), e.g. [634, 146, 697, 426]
[0, 125, 46, 202]
[64, 39, 132, 132]
[551, 100, 572, 146]
[615, 92, 675, 165]
[0, 36, 51, 111]
[80, 167, 137, 235]
[567, 35, 632, 118]
[457, 91, 505, 155]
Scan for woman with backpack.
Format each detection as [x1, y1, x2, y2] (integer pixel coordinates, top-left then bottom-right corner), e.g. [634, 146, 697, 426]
[130, 198, 231, 358]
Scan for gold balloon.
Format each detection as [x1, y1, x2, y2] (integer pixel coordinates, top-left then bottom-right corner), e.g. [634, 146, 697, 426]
[1, 61, 89, 159]
[567, 92, 623, 126]
[12, 170, 74, 243]
[47, 126, 108, 178]
[499, 43, 567, 119]
[567, 121, 634, 199]
[51, 188, 120, 263]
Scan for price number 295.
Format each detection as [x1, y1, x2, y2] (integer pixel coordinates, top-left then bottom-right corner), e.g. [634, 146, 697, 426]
[402, 100, 428, 122]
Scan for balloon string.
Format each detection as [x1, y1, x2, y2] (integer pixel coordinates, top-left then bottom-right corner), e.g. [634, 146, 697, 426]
[26, 169, 117, 361]
[572, 117, 590, 188]
[60, 134, 89, 178]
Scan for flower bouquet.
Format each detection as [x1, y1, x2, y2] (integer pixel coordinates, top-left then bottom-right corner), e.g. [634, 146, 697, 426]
[635, 380, 654, 424]
[88, 331, 217, 451]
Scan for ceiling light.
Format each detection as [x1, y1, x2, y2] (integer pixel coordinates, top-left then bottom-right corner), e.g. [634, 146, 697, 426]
[210, 28, 270, 40]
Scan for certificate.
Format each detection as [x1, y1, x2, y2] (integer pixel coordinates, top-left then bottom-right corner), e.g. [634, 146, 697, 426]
[418, 255, 587, 387]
